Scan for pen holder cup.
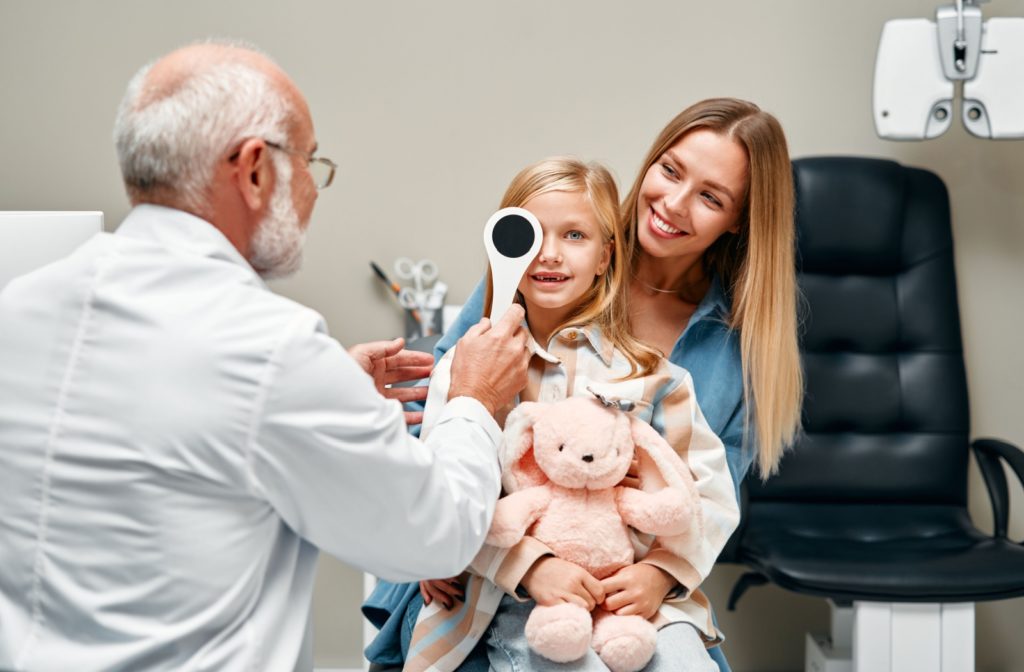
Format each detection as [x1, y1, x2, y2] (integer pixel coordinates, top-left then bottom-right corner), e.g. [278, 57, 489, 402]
[404, 307, 443, 341]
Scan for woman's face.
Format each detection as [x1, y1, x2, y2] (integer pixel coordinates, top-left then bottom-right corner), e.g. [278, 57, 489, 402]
[635, 129, 749, 261]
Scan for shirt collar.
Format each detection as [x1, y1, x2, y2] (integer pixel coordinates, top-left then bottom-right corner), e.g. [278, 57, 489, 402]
[115, 204, 267, 288]
[675, 273, 732, 349]
[527, 323, 615, 367]
[524, 326, 561, 364]
[690, 273, 730, 325]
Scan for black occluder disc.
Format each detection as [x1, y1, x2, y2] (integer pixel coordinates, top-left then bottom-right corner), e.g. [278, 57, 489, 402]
[492, 215, 535, 258]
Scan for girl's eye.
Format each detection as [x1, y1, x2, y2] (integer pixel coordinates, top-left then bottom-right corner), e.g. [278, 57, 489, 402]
[566, 230, 584, 241]
[660, 163, 677, 178]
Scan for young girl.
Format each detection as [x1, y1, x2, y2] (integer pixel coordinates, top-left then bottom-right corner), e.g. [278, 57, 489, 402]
[369, 157, 738, 672]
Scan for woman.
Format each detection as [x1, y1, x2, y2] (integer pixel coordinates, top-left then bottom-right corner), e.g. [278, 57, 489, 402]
[364, 98, 803, 672]
[617, 96, 802, 483]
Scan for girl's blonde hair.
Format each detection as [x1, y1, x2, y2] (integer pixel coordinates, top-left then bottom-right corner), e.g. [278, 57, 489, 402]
[619, 98, 803, 476]
[485, 156, 661, 378]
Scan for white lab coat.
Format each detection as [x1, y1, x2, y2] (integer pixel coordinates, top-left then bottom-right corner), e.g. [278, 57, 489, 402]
[0, 205, 501, 671]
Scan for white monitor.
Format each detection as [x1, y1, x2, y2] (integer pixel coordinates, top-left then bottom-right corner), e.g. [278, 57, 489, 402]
[0, 211, 103, 289]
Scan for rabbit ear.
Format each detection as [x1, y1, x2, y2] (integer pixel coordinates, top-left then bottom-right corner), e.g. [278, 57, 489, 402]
[629, 416, 698, 497]
[499, 402, 547, 492]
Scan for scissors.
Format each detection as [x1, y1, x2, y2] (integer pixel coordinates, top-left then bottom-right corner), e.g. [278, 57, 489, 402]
[394, 257, 439, 309]
[394, 257, 438, 294]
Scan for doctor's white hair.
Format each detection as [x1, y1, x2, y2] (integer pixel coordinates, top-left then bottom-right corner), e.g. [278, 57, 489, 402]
[114, 45, 293, 215]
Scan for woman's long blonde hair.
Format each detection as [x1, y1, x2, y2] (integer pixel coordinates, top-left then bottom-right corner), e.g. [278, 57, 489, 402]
[619, 98, 803, 476]
[485, 156, 661, 378]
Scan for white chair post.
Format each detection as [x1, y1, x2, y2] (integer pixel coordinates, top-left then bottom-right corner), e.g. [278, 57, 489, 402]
[807, 600, 974, 672]
[805, 600, 853, 672]
[857, 601, 974, 672]
[939, 602, 975, 672]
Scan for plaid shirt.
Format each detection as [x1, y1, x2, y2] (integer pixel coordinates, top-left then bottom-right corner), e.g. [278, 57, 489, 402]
[408, 324, 739, 671]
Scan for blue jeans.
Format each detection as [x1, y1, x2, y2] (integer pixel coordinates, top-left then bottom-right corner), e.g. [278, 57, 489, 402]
[461, 595, 717, 672]
[365, 584, 732, 672]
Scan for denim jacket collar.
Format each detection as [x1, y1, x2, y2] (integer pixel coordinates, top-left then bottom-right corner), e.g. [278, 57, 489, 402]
[683, 274, 731, 338]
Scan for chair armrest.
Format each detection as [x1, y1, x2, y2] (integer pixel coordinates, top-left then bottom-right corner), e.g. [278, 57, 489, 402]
[971, 437, 1024, 540]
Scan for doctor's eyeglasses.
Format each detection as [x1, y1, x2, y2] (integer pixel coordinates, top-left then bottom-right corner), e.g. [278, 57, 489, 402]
[264, 141, 337, 190]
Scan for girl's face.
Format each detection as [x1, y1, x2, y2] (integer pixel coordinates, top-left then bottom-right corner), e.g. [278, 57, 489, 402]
[635, 129, 749, 262]
[517, 190, 611, 327]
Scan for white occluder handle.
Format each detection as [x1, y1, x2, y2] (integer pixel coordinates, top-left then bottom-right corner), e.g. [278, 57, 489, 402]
[483, 207, 542, 322]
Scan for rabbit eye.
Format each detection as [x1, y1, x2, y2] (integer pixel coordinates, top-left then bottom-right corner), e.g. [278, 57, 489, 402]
[558, 444, 564, 452]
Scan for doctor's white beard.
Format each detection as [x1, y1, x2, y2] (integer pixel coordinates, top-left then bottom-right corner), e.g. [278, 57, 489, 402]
[249, 152, 306, 280]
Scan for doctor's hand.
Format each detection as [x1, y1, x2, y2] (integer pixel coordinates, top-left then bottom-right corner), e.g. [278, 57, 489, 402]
[599, 563, 676, 620]
[448, 304, 529, 417]
[348, 337, 434, 425]
[521, 556, 605, 611]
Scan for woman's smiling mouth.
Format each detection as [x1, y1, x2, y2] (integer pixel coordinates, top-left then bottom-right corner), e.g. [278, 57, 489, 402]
[650, 210, 687, 238]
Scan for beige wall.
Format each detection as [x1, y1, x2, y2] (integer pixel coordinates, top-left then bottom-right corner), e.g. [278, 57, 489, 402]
[2, 1, 1022, 669]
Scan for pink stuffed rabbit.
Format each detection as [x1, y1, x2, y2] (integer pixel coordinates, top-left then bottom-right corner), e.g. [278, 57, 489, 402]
[487, 396, 702, 672]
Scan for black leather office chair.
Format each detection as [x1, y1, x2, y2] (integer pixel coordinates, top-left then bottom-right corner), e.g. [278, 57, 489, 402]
[723, 157, 1024, 672]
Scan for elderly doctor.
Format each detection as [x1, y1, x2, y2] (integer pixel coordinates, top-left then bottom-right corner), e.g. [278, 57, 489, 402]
[0, 42, 530, 670]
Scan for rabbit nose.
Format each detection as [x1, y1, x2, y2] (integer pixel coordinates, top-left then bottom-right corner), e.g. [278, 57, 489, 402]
[582, 454, 594, 463]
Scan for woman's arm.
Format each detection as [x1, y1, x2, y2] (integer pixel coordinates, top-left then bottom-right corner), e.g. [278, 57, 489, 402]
[641, 373, 740, 591]
[672, 318, 752, 497]
[719, 398, 755, 502]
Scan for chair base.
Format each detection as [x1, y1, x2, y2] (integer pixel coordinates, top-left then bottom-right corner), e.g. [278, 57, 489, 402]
[806, 632, 851, 672]
[805, 600, 974, 672]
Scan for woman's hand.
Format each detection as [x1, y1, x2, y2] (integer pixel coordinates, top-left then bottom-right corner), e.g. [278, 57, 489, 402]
[600, 563, 677, 619]
[521, 556, 605, 610]
[419, 577, 464, 610]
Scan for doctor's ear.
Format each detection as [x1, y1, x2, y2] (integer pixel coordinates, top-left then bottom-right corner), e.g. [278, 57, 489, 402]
[228, 138, 274, 211]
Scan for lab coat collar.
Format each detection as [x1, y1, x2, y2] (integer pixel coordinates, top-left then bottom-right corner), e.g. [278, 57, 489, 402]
[115, 204, 268, 289]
